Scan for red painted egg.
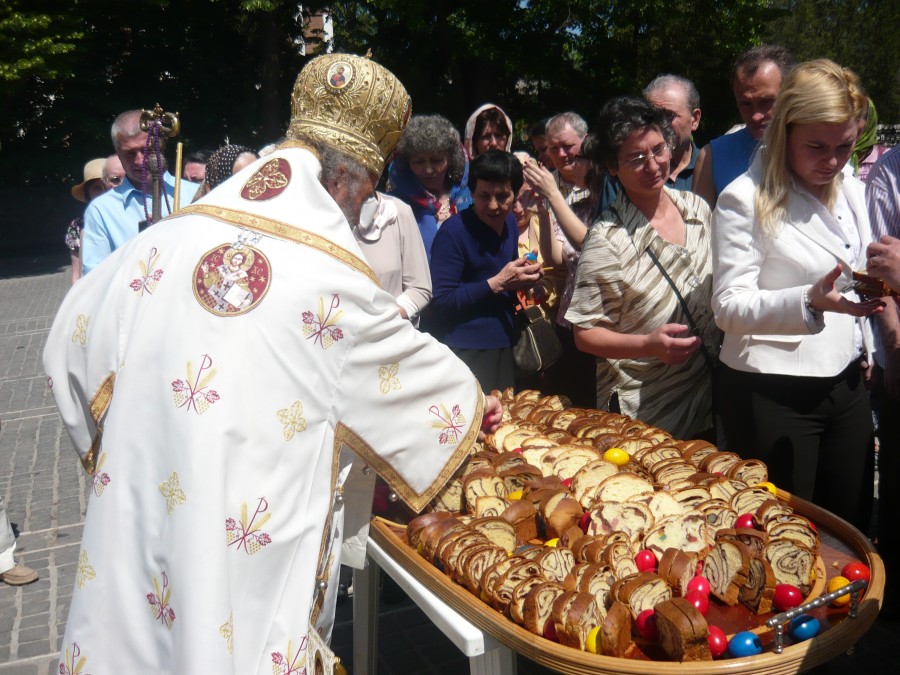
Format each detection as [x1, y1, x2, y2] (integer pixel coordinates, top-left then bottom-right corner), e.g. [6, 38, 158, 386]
[543, 621, 558, 642]
[686, 575, 711, 597]
[561, 477, 573, 488]
[684, 589, 709, 616]
[773, 583, 803, 612]
[707, 624, 728, 658]
[635, 609, 658, 641]
[841, 562, 871, 584]
[735, 513, 756, 529]
[635, 549, 657, 573]
[579, 511, 591, 534]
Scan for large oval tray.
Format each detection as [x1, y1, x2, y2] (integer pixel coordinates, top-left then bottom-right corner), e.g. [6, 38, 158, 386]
[369, 490, 883, 675]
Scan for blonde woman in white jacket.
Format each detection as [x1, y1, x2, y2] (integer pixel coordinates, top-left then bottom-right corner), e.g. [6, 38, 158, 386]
[712, 59, 884, 531]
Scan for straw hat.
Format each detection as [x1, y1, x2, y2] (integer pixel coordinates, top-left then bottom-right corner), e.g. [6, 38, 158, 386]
[71, 158, 106, 202]
[286, 53, 411, 176]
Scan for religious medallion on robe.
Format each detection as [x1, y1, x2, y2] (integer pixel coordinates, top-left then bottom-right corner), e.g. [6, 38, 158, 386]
[192, 244, 272, 316]
[241, 158, 291, 201]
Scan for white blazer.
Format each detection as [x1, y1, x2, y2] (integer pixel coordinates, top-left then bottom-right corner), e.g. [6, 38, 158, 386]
[712, 155, 873, 377]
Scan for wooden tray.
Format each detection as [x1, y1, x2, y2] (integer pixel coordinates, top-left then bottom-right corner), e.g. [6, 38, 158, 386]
[369, 490, 884, 675]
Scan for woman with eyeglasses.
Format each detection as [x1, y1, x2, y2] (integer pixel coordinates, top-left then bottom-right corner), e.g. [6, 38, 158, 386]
[712, 60, 883, 531]
[565, 96, 718, 440]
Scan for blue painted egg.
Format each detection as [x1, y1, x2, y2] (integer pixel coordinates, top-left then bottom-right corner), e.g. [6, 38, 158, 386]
[728, 630, 763, 658]
[789, 614, 821, 641]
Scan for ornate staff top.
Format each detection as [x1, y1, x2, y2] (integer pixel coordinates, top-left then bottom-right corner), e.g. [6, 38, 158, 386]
[139, 104, 181, 224]
[140, 103, 180, 138]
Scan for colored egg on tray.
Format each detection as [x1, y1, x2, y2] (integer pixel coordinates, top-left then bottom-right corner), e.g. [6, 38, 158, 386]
[728, 630, 762, 657]
[707, 624, 728, 658]
[789, 613, 821, 641]
[773, 583, 803, 612]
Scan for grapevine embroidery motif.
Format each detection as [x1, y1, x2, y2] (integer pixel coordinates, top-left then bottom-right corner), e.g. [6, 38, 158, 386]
[171, 354, 220, 414]
[90, 452, 110, 496]
[277, 401, 308, 441]
[159, 472, 186, 514]
[302, 294, 344, 349]
[129, 247, 165, 295]
[147, 572, 176, 629]
[429, 403, 466, 446]
[59, 642, 90, 675]
[378, 363, 401, 395]
[76, 550, 95, 589]
[226, 497, 272, 555]
[220, 614, 234, 654]
[271, 636, 308, 675]
[242, 158, 290, 200]
[72, 315, 88, 345]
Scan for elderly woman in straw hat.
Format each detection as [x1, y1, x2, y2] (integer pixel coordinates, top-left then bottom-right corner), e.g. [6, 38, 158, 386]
[66, 158, 108, 283]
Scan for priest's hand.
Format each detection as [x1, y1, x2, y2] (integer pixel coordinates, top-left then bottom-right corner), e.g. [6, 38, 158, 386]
[479, 395, 503, 440]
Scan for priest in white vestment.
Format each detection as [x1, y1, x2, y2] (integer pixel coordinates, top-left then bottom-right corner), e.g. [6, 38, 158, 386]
[45, 53, 500, 675]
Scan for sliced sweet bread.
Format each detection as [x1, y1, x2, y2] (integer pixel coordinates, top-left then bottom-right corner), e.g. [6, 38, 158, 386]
[551, 447, 603, 481]
[702, 539, 752, 605]
[697, 499, 738, 534]
[431, 477, 464, 512]
[407, 512, 455, 550]
[501, 499, 539, 544]
[740, 556, 777, 614]
[615, 572, 673, 620]
[533, 546, 576, 584]
[754, 498, 793, 528]
[716, 527, 769, 558]
[474, 496, 510, 518]
[765, 515, 820, 553]
[642, 510, 710, 559]
[727, 459, 768, 486]
[500, 464, 543, 494]
[470, 517, 516, 553]
[587, 501, 655, 545]
[462, 469, 507, 513]
[556, 592, 603, 651]
[654, 597, 712, 662]
[594, 473, 655, 503]
[764, 537, 816, 595]
[523, 581, 568, 636]
[577, 564, 616, 617]
[545, 497, 584, 540]
[600, 601, 633, 658]
[509, 576, 548, 625]
[731, 486, 776, 517]
[641, 490, 687, 522]
[457, 544, 508, 593]
[487, 559, 543, 613]
[658, 548, 700, 597]
[602, 540, 639, 578]
[571, 460, 619, 505]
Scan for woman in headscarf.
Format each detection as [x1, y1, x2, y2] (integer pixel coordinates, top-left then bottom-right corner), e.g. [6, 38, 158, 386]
[388, 115, 471, 261]
[464, 104, 514, 159]
[192, 144, 258, 201]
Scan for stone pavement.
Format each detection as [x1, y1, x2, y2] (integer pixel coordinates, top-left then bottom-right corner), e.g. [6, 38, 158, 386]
[0, 253, 898, 674]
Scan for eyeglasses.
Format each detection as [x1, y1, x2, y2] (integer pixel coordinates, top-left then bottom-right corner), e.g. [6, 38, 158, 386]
[620, 144, 671, 170]
[107, 175, 123, 186]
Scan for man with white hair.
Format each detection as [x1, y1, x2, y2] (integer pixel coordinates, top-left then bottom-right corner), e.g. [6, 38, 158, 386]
[45, 53, 501, 673]
[101, 153, 124, 190]
[81, 109, 200, 274]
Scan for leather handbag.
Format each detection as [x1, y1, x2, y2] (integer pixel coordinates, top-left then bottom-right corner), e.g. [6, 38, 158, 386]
[513, 298, 563, 375]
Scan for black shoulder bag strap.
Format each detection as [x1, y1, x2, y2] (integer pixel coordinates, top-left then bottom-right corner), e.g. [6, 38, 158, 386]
[644, 246, 716, 376]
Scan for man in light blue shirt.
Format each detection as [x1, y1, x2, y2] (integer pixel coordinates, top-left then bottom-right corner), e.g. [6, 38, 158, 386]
[82, 110, 199, 274]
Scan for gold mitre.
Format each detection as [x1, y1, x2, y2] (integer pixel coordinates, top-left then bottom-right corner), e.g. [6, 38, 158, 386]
[287, 53, 411, 176]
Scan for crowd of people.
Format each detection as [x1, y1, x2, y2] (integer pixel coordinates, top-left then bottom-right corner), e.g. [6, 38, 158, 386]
[2, 43, 894, 671]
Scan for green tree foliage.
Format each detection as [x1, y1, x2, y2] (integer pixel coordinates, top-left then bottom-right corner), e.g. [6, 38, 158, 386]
[766, 0, 900, 123]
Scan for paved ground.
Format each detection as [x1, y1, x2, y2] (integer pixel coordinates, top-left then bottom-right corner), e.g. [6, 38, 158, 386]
[0, 253, 897, 674]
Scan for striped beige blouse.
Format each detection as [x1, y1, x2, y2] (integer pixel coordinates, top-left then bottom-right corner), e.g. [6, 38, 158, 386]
[565, 187, 716, 439]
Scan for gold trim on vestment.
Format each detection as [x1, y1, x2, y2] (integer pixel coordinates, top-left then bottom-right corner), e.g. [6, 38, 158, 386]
[309, 432, 344, 627]
[83, 373, 116, 474]
[175, 205, 381, 287]
[332, 380, 484, 513]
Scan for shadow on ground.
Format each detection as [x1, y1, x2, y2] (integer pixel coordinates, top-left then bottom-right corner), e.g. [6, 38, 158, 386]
[0, 251, 70, 280]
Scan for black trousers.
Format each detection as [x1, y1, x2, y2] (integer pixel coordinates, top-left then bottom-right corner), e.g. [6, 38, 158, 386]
[872, 366, 900, 613]
[452, 347, 515, 394]
[716, 362, 874, 533]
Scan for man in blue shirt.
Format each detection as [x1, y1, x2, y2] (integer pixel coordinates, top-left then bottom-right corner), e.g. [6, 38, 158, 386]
[692, 45, 795, 207]
[643, 74, 702, 191]
[82, 110, 200, 274]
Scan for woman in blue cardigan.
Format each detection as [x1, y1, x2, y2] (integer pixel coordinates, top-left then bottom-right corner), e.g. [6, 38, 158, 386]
[429, 150, 543, 392]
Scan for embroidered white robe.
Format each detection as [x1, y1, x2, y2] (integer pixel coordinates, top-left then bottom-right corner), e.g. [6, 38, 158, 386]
[45, 147, 482, 675]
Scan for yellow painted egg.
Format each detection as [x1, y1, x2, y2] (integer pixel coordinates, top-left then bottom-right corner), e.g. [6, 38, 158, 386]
[586, 625, 602, 654]
[827, 576, 851, 606]
[507, 490, 524, 501]
[544, 538, 560, 548]
[757, 481, 777, 496]
[604, 447, 629, 467]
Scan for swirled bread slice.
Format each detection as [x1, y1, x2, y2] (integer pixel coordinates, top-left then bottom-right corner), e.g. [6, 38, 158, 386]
[680, 439, 719, 466]
[764, 537, 815, 595]
[534, 546, 576, 583]
[670, 486, 713, 510]
[571, 460, 619, 505]
[727, 458, 768, 485]
[707, 476, 749, 502]
[639, 445, 684, 470]
[699, 451, 741, 475]
[716, 527, 769, 557]
[509, 576, 548, 624]
[551, 447, 603, 481]
[407, 512, 455, 550]
[642, 510, 710, 559]
[485, 422, 519, 452]
[462, 469, 507, 513]
[698, 499, 738, 534]
[766, 514, 820, 553]
[488, 559, 543, 613]
[652, 459, 698, 485]
[556, 592, 603, 650]
[740, 556, 776, 614]
[658, 548, 700, 596]
[454, 543, 503, 587]
[602, 540, 640, 578]
[494, 451, 528, 473]
[654, 597, 712, 662]
[755, 498, 793, 527]
[431, 477, 464, 512]
[702, 539, 751, 605]
[641, 490, 687, 522]
[421, 521, 468, 563]
[730, 486, 776, 517]
[474, 496, 510, 518]
[438, 531, 491, 575]
[615, 572, 673, 619]
[470, 516, 516, 553]
[578, 564, 616, 618]
[587, 501, 655, 545]
[523, 581, 568, 635]
[500, 464, 543, 494]
[481, 556, 527, 599]
[571, 535, 605, 563]
[545, 497, 584, 540]
[600, 601, 633, 657]
[594, 473, 655, 503]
